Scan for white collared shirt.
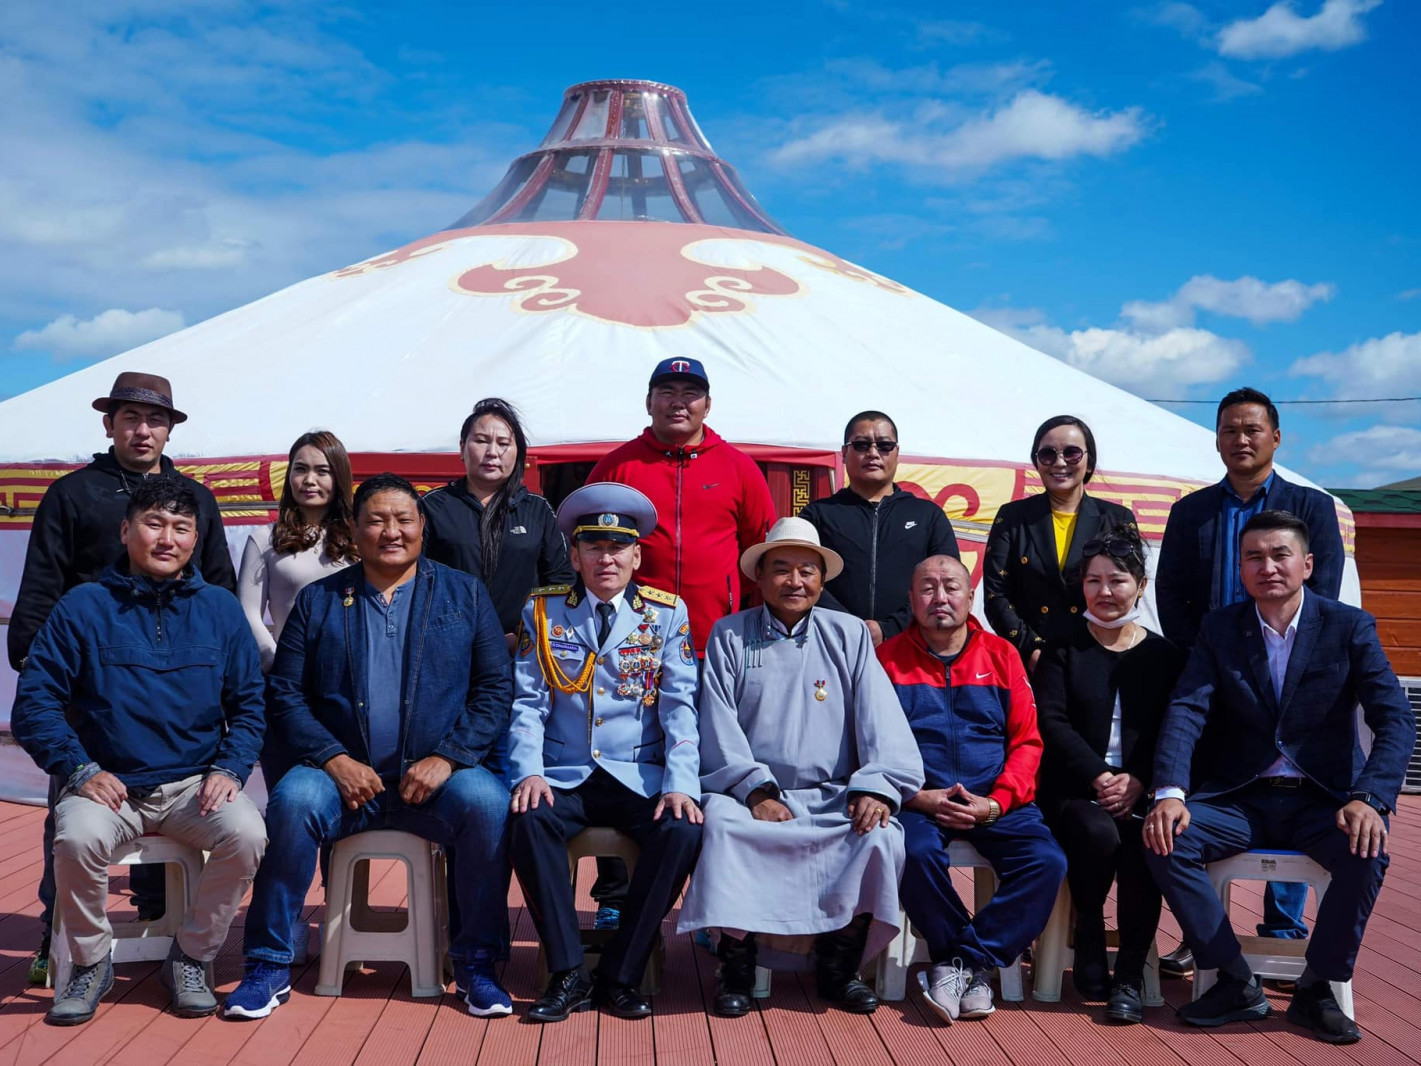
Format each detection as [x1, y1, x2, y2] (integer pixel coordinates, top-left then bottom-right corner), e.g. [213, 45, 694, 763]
[584, 588, 627, 614]
[1257, 589, 1306, 779]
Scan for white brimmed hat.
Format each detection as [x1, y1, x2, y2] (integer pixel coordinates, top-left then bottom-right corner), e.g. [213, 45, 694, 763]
[739, 516, 844, 580]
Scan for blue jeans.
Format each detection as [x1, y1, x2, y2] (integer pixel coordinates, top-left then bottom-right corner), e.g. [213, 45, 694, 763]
[244, 764, 510, 965]
[1259, 881, 1309, 939]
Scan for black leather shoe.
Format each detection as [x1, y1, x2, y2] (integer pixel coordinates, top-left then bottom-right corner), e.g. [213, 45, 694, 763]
[1158, 945, 1194, 977]
[1286, 983, 1360, 1045]
[1071, 944, 1110, 1002]
[597, 979, 652, 1019]
[820, 976, 879, 1014]
[1177, 973, 1270, 1028]
[715, 933, 757, 1018]
[528, 968, 594, 1023]
[1104, 979, 1144, 1024]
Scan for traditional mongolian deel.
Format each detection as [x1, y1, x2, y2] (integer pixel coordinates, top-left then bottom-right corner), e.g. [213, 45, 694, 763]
[678, 606, 925, 969]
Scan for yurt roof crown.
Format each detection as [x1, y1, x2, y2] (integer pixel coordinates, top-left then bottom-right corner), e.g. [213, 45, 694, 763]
[451, 79, 784, 233]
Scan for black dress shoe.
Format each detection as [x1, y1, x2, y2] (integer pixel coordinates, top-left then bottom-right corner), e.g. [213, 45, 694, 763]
[1286, 983, 1361, 1045]
[597, 979, 652, 1020]
[1104, 979, 1144, 1024]
[1177, 973, 1270, 1028]
[715, 933, 758, 1018]
[1158, 945, 1194, 977]
[820, 976, 879, 1015]
[528, 968, 594, 1023]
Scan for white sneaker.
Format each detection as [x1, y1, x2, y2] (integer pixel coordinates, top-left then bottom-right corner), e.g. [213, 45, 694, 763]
[918, 959, 970, 1025]
[959, 969, 996, 1018]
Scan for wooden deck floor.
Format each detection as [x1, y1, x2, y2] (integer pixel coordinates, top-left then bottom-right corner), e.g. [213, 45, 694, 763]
[0, 796, 1419, 1065]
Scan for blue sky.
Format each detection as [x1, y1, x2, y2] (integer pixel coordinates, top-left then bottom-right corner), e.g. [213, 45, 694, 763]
[2, 0, 1417, 486]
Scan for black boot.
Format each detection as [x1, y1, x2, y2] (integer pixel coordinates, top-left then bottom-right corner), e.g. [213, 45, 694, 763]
[714, 933, 757, 1018]
[815, 915, 879, 1015]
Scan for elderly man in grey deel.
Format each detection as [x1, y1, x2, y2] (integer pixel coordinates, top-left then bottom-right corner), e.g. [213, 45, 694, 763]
[678, 517, 924, 1018]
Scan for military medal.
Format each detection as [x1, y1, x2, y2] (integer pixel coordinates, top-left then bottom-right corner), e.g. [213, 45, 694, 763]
[342, 586, 355, 608]
[552, 625, 564, 637]
[814, 679, 828, 702]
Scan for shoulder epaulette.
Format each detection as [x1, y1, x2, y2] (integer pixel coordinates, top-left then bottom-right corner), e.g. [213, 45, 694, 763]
[527, 584, 572, 598]
[638, 585, 679, 606]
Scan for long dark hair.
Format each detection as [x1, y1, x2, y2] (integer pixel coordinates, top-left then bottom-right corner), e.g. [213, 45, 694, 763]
[272, 430, 359, 563]
[460, 398, 528, 577]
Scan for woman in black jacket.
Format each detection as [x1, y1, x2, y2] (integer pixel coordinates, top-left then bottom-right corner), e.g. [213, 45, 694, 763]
[1034, 528, 1183, 1024]
[983, 415, 1136, 671]
[422, 397, 573, 643]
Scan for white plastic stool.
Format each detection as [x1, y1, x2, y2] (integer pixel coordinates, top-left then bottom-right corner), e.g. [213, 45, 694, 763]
[1030, 880, 1163, 1005]
[870, 841, 1025, 1003]
[50, 834, 206, 993]
[315, 830, 449, 998]
[534, 827, 662, 995]
[1195, 849, 1353, 1018]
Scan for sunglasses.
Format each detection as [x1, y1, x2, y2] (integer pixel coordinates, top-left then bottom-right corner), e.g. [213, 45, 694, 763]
[847, 439, 898, 454]
[1034, 445, 1086, 466]
[1082, 537, 1141, 563]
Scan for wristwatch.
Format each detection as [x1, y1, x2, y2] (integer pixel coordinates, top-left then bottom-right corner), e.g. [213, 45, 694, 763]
[1350, 791, 1391, 816]
[982, 798, 1002, 826]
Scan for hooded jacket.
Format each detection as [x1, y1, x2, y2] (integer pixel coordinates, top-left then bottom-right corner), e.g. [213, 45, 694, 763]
[799, 485, 960, 639]
[11, 562, 265, 788]
[7, 449, 235, 671]
[587, 425, 775, 655]
[421, 480, 574, 633]
[876, 617, 1043, 814]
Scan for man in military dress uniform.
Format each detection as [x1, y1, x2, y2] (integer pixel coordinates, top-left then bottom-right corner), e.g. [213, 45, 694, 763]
[507, 483, 703, 1022]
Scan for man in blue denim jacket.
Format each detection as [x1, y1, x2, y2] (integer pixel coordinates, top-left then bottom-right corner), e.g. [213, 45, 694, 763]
[225, 474, 514, 1020]
[12, 474, 268, 1026]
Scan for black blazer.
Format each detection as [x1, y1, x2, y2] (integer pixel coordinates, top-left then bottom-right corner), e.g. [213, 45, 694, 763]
[1034, 626, 1184, 816]
[1155, 472, 1344, 651]
[983, 492, 1137, 660]
[1154, 593, 1415, 812]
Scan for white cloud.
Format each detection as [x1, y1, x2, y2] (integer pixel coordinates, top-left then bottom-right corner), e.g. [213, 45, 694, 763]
[1306, 425, 1421, 475]
[1290, 330, 1421, 394]
[1121, 274, 1334, 330]
[1398, 288, 1421, 301]
[1217, 0, 1382, 60]
[1190, 62, 1265, 101]
[13, 307, 186, 360]
[1141, 2, 1210, 37]
[972, 307, 1250, 392]
[770, 90, 1149, 178]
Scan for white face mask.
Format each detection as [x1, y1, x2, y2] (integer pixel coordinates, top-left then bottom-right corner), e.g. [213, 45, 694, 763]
[1084, 605, 1141, 630]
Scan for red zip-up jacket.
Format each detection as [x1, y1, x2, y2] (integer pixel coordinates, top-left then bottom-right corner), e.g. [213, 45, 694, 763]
[588, 426, 775, 656]
[876, 618, 1043, 814]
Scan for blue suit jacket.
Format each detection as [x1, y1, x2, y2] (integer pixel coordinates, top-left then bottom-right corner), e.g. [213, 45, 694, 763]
[1153, 593, 1415, 812]
[510, 581, 700, 799]
[265, 557, 512, 781]
[1156, 472, 1344, 649]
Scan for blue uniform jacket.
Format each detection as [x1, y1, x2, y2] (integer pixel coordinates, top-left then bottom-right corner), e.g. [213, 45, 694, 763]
[11, 562, 265, 788]
[1153, 593, 1415, 811]
[1156, 472, 1344, 649]
[265, 557, 511, 780]
[510, 581, 700, 799]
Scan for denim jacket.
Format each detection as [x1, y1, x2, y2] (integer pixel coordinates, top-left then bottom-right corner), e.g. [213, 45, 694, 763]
[265, 556, 512, 781]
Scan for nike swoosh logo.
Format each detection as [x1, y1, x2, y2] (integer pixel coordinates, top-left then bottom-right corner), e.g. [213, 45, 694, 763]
[702, 483, 719, 490]
[905, 521, 917, 529]
[975, 672, 991, 679]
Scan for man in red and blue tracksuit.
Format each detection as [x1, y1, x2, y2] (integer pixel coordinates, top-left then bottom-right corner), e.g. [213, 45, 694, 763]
[876, 555, 1065, 1023]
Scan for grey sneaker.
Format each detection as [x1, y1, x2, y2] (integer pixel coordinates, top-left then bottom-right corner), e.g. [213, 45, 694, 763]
[918, 958, 971, 1025]
[959, 969, 996, 1018]
[161, 946, 217, 1017]
[48, 956, 114, 1026]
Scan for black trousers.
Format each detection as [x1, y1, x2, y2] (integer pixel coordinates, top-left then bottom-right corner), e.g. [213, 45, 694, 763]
[1044, 798, 1161, 981]
[508, 768, 702, 986]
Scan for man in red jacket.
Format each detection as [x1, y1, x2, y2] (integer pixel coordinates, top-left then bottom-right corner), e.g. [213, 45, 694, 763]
[584, 357, 775, 928]
[587, 357, 775, 659]
[877, 555, 1065, 1025]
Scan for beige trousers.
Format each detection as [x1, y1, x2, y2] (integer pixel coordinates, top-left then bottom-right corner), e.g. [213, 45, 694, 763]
[53, 775, 267, 965]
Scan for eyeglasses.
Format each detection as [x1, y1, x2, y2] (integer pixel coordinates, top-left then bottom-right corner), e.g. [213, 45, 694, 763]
[1034, 445, 1085, 466]
[847, 439, 898, 454]
[1082, 537, 1141, 563]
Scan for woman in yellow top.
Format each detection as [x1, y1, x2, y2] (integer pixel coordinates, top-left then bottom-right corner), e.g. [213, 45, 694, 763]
[983, 416, 1138, 671]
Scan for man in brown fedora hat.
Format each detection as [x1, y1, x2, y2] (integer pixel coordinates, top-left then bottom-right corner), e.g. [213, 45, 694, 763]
[8, 371, 235, 984]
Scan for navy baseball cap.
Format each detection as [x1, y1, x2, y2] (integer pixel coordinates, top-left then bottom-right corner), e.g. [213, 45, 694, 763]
[648, 357, 709, 390]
